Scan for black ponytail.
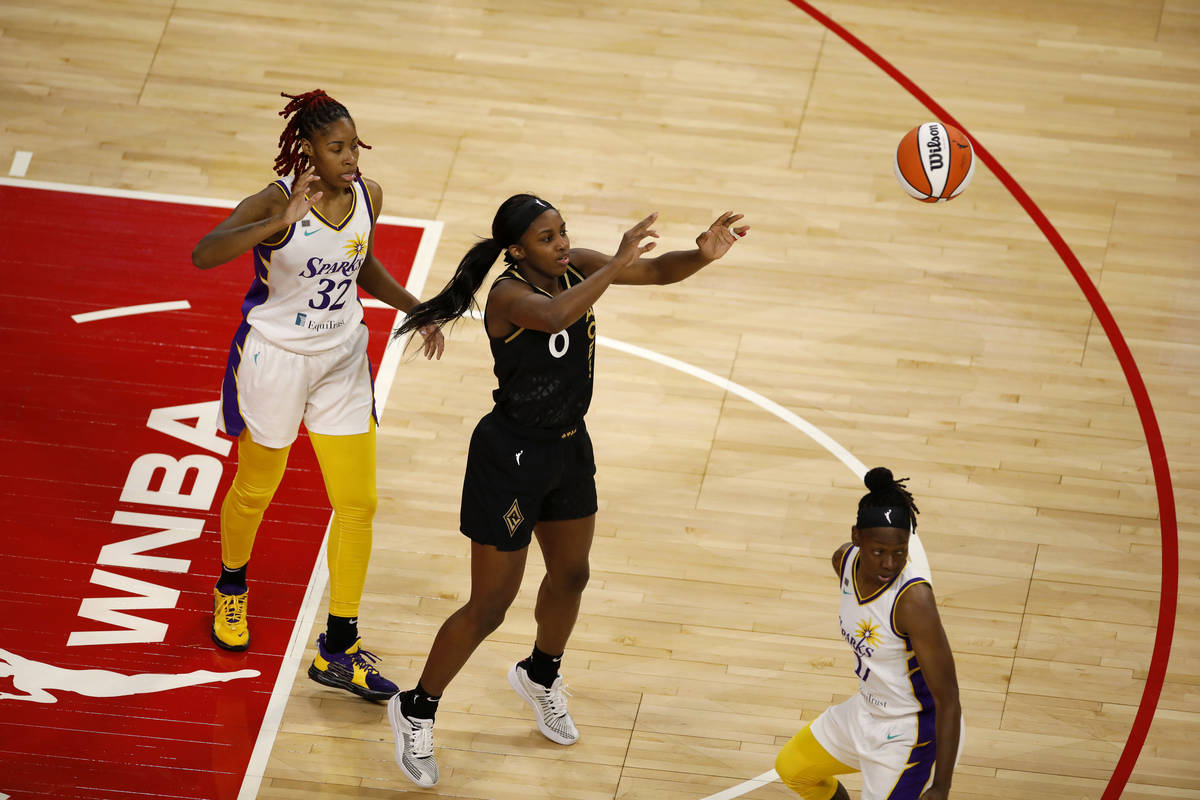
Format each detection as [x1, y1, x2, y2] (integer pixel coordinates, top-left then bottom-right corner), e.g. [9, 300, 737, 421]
[393, 192, 557, 339]
[856, 467, 920, 531]
[394, 238, 502, 338]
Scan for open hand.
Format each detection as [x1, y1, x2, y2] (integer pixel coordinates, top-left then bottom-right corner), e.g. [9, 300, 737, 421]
[418, 325, 445, 360]
[612, 212, 660, 269]
[695, 211, 749, 261]
[282, 167, 323, 225]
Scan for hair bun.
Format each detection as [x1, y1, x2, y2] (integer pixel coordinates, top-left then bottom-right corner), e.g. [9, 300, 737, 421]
[863, 467, 894, 493]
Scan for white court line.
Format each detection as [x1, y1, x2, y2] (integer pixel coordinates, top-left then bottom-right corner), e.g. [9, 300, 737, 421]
[598, 335, 866, 477]
[16, 168, 926, 800]
[699, 770, 779, 800]
[370, 217, 443, 412]
[237, 221, 441, 800]
[0, 174, 441, 800]
[72, 300, 190, 323]
[592, 338, 930, 800]
[0, 176, 433, 231]
[595, 335, 931, 582]
[462, 316, 931, 800]
[8, 150, 32, 177]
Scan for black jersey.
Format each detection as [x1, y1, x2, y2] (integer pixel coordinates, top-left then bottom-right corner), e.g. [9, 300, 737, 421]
[488, 264, 596, 430]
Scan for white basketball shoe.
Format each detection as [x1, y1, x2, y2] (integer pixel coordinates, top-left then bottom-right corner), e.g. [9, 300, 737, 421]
[507, 661, 579, 745]
[387, 693, 439, 787]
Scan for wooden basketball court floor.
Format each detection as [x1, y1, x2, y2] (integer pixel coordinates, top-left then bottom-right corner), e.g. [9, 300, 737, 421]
[1, 1, 1197, 798]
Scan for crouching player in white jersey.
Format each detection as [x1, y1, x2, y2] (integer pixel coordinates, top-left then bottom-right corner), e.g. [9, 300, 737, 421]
[192, 89, 444, 701]
[776, 468, 963, 800]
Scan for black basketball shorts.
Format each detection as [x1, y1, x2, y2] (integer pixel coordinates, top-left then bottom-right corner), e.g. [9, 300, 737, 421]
[459, 410, 598, 551]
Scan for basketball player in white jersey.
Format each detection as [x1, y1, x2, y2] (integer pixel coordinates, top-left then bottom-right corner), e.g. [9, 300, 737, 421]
[775, 468, 962, 800]
[191, 89, 444, 701]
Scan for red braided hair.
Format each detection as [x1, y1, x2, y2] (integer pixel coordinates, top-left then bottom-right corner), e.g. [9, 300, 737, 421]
[273, 89, 372, 177]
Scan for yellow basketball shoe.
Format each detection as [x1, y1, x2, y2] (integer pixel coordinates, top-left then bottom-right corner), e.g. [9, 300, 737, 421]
[211, 588, 250, 651]
[308, 634, 399, 701]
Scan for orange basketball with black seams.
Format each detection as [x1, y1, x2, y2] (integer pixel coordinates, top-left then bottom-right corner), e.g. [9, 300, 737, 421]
[894, 121, 975, 202]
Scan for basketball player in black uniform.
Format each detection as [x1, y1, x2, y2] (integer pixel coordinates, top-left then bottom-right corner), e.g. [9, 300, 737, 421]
[384, 194, 749, 786]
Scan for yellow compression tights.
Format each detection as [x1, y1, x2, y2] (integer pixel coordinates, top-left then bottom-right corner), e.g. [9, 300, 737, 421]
[775, 724, 856, 800]
[309, 420, 378, 619]
[219, 431, 291, 569]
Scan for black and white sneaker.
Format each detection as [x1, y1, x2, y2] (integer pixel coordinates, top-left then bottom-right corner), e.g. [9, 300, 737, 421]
[507, 662, 579, 745]
[387, 693, 438, 787]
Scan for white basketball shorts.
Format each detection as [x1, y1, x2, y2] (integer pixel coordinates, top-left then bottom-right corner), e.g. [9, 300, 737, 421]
[810, 692, 963, 800]
[219, 323, 375, 448]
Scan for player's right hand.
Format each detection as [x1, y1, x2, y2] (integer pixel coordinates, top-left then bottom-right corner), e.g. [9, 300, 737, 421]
[281, 167, 322, 225]
[612, 212, 659, 269]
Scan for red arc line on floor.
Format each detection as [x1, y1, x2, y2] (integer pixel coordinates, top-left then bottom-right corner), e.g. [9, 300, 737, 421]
[784, 2, 1179, 797]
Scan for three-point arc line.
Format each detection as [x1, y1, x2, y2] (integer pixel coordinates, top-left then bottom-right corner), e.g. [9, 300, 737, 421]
[784, 3, 1177, 799]
[60, 16, 1178, 784]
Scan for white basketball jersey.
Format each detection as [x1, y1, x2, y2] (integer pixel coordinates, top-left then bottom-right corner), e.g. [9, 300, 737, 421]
[243, 174, 374, 354]
[837, 546, 934, 719]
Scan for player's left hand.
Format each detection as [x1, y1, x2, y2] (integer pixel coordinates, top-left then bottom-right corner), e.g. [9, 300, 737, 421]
[695, 211, 750, 261]
[919, 786, 949, 800]
[418, 325, 445, 360]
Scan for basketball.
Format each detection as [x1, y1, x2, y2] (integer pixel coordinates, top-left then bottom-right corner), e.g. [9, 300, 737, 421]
[894, 121, 975, 202]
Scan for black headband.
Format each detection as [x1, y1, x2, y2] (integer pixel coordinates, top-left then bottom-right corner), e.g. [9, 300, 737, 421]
[498, 197, 556, 246]
[856, 505, 912, 531]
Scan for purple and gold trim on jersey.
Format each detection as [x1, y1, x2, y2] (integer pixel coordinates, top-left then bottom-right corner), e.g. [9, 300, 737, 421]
[884, 702, 937, 799]
[883, 658, 937, 799]
[889, 577, 931, 638]
[357, 176, 375, 224]
[222, 246, 275, 437]
[904, 651, 935, 716]
[240, 248, 272, 320]
[853, 550, 902, 605]
[311, 180, 357, 231]
[838, 544, 854, 578]
[219, 320, 253, 438]
[363, 326, 379, 427]
[259, 181, 296, 248]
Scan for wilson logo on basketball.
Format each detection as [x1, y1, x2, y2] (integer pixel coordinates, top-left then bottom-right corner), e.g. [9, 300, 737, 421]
[894, 121, 976, 203]
[924, 124, 943, 170]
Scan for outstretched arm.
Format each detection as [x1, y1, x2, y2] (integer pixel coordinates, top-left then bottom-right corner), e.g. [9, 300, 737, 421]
[489, 213, 659, 335]
[897, 583, 961, 800]
[571, 212, 749, 285]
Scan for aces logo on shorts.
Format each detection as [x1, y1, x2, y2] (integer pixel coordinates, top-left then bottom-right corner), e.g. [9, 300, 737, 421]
[504, 498, 524, 536]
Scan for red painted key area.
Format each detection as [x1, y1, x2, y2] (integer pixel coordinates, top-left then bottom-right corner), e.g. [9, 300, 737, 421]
[0, 184, 424, 800]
